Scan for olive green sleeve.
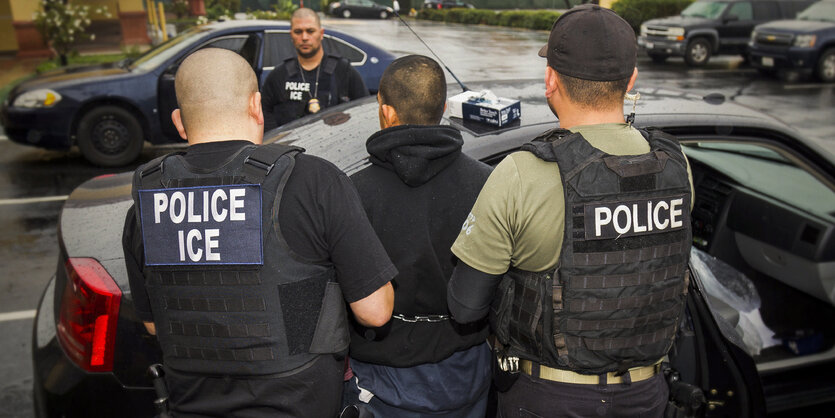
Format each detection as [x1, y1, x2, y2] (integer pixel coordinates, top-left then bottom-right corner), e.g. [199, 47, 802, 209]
[450, 155, 521, 275]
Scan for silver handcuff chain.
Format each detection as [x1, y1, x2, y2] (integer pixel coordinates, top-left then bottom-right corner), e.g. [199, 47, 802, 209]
[392, 313, 450, 323]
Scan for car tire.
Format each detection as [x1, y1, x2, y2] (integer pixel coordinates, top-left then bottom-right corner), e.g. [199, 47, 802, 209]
[648, 53, 668, 64]
[816, 48, 835, 83]
[685, 38, 711, 67]
[76, 105, 144, 167]
[380, 11, 389, 19]
[342, 9, 351, 18]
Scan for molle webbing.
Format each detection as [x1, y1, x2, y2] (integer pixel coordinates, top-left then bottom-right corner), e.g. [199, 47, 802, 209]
[566, 283, 683, 312]
[572, 242, 688, 266]
[168, 321, 270, 338]
[565, 324, 678, 351]
[152, 271, 261, 286]
[163, 295, 266, 312]
[171, 345, 275, 362]
[567, 263, 685, 289]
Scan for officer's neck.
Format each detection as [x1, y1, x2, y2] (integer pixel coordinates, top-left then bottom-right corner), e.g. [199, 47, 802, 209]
[297, 49, 324, 72]
[557, 106, 626, 130]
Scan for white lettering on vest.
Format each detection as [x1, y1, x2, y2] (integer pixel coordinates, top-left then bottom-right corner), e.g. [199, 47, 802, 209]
[212, 189, 228, 222]
[170, 192, 186, 224]
[594, 207, 612, 237]
[612, 205, 631, 235]
[230, 189, 246, 221]
[154, 193, 168, 224]
[587, 196, 688, 239]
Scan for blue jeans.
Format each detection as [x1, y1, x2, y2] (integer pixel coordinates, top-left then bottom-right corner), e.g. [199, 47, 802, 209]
[343, 377, 489, 418]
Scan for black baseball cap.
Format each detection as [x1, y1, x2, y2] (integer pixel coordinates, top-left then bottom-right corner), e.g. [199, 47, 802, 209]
[538, 4, 637, 81]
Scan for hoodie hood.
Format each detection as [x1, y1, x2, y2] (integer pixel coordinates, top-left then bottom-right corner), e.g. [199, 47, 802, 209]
[366, 124, 463, 187]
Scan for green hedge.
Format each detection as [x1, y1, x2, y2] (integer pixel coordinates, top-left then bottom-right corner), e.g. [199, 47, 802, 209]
[416, 9, 561, 30]
[611, 0, 694, 33]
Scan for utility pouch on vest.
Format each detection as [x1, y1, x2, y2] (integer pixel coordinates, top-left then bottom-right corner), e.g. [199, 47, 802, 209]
[663, 363, 705, 418]
[490, 276, 515, 346]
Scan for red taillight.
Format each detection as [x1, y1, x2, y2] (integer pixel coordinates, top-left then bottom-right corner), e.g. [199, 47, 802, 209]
[57, 258, 122, 372]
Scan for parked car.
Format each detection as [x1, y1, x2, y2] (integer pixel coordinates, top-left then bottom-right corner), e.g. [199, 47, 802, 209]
[638, 0, 814, 66]
[423, 0, 475, 9]
[328, 0, 395, 19]
[31, 80, 835, 417]
[0, 20, 396, 167]
[748, 0, 835, 82]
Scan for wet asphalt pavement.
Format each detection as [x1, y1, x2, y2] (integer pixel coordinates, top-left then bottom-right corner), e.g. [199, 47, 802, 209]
[0, 17, 833, 417]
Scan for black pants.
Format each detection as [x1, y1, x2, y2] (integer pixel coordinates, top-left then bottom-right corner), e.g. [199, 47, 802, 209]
[164, 354, 344, 418]
[497, 372, 668, 418]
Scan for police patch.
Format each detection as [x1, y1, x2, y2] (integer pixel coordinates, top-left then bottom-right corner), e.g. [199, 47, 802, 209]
[139, 184, 263, 266]
[584, 195, 689, 240]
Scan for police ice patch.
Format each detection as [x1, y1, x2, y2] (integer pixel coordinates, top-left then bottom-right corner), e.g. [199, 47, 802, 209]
[138, 184, 263, 266]
[584, 195, 689, 240]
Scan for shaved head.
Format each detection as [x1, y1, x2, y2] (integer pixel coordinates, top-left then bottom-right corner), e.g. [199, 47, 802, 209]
[291, 7, 321, 27]
[379, 55, 446, 125]
[175, 48, 258, 135]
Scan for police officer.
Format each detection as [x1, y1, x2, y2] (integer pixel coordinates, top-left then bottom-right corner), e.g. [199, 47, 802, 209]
[122, 48, 395, 417]
[447, 5, 694, 417]
[261, 8, 369, 130]
[344, 55, 493, 416]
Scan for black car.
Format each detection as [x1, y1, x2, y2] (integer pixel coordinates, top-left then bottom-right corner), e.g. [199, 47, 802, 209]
[0, 20, 396, 167]
[638, 0, 814, 66]
[749, 0, 835, 82]
[423, 0, 475, 9]
[328, 0, 395, 19]
[32, 80, 835, 417]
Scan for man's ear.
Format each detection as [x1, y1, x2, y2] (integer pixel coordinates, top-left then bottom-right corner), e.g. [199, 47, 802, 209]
[250, 91, 264, 126]
[626, 67, 639, 92]
[545, 66, 559, 99]
[171, 109, 187, 140]
[380, 103, 400, 128]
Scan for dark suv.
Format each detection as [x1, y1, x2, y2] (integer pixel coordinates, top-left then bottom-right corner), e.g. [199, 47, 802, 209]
[748, 0, 835, 82]
[639, 0, 813, 66]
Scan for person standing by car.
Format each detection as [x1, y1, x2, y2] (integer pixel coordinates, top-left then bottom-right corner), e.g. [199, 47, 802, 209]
[344, 55, 493, 416]
[447, 5, 694, 417]
[261, 7, 369, 130]
[122, 48, 395, 417]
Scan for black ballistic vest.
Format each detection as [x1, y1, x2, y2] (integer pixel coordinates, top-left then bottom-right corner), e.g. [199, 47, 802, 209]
[490, 128, 692, 375]
[275, 55, 350, 126]
[132, 144, 349, 376]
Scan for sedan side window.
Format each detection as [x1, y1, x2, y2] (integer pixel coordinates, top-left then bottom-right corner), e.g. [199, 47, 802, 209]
[205, 36, 249, 55]
[263, 32, 296, 68]
[322, 36, 367, 65]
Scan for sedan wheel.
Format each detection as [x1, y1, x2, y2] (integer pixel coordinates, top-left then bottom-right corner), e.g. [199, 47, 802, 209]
[817, 48, 835, 83]
[342, 9, 351, 18]
[685, 39, 711, 67]
[380, 10, 389, 19]
[76, 105, 143, 167]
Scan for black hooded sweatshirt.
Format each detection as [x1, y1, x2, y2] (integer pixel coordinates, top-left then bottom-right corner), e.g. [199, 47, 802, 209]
[349, 124, 492, 366]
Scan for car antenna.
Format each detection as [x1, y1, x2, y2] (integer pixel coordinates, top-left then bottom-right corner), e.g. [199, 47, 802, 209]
[394, 11, 470, 92]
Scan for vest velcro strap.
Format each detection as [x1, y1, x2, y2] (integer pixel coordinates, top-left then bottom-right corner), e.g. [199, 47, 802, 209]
[164, 296, 267, 312]
[169, 321, 271, 338]
[573, 242, 687, 266]
[173, 345, 275, 362]
[566, 324, 677, 351]
[564, 305, 681, 331]
[568, 264, 685, 289]
[154, 271, 260, 286]
[567, 284, 682, 312]
[603, 151, 669, 177]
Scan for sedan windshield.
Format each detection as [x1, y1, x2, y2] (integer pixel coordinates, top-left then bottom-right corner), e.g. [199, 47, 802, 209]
[129, 26, 213, 71]
[797, 1, 835, 22]
[681, 1, 728, 19]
